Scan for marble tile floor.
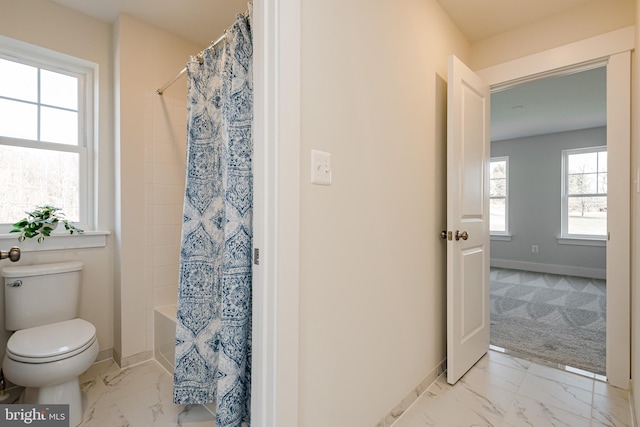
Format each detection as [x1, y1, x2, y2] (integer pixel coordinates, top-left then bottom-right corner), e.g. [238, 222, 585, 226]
[392, 350, 634, 427]
[78, 358, 216, 426]
[70, 350, 633, 427]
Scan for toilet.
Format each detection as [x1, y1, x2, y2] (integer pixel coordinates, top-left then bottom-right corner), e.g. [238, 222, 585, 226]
[1, 261, 98, 427]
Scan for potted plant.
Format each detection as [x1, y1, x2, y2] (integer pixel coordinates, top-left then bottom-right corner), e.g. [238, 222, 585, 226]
[10, 205, 83, 243]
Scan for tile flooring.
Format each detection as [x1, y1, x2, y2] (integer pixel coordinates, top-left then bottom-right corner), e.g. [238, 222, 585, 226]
[393, 350, 633, 427]
[78, 358, 215, 426]
[73, 350, 633, 427]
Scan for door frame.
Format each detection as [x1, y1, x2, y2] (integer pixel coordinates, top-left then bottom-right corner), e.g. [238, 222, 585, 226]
[477, 26, 634, 389]
[252, 0, 301, 426]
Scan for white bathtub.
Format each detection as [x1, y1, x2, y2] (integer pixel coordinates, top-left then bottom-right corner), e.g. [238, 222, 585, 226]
[154, 304, 177, 373]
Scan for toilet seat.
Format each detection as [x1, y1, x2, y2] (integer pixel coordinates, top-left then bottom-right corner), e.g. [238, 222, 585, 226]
[6, 318, 96, 364]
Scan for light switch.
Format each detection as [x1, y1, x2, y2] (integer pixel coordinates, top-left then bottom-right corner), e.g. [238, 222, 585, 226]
[311, 149, 331, 185]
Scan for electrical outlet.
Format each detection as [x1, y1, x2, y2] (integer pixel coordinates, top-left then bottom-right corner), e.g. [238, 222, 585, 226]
[531, 245, 539, 253]
[311, 149, 331, 185]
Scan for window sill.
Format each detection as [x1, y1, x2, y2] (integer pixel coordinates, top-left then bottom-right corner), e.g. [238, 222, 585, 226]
[557, 236, 606, 247]
[0, 230, 110, 252]
[491, 234, 512, 242]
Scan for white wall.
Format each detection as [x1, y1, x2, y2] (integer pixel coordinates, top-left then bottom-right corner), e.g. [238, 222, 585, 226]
[491, 127, 607, 277]
[0, 0, 115, 360]
[114, 14, 198, 364]
[299, 0, 469, 425]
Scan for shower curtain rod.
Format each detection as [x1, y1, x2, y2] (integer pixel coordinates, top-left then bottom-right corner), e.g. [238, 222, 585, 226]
[156, 32, 227, 95]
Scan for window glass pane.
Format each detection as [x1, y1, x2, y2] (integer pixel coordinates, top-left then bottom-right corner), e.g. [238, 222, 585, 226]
[40, 106, 78, 145]
[0, 145, 79, 223]
[568, 152, 597, 174]
[0, 47, 92, 230]
[598, 173, 608, 193]
[568, 173, 597, 194]
[490, 199, 506, 232]
[0, 58, 37, 102]
[490, 178, 506, 197]
[490, 160, 506, 179]
[0, 98, 37, 140]
[41, 70, 78, 110]
[567, 196, 606, 235]
[598, 151, 607, 173]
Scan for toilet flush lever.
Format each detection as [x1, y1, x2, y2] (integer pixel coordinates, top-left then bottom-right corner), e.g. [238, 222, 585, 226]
[6, 280, 22, 288]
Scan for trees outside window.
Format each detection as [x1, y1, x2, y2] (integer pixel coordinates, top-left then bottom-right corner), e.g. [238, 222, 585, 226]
[0, 43, 95, 231]
[490, 157, 508, 234]
[562, 146, 607, 238]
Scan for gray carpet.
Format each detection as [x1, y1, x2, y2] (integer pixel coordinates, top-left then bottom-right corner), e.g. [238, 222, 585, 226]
[490, 268, 606, 375]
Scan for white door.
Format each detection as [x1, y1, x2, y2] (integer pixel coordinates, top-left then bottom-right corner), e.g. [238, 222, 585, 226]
[446, 55, 491, 385]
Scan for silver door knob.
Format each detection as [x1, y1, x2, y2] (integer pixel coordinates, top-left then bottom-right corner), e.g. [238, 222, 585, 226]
[0, 247, 20, 262]
[455, 230, 468, 241]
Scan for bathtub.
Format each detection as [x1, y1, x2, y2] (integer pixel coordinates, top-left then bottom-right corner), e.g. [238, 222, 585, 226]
[153, 305, 217, 415]
[154, 304, 177, 373]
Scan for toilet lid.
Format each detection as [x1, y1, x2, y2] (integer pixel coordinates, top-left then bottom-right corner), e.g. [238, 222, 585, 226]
[7, 318, 96, 363]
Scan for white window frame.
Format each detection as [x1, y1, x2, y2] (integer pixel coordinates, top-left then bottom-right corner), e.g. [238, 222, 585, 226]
[561, 145, 607, 240]
[0, 36, 96, 234]
[489, 156, 509, 237]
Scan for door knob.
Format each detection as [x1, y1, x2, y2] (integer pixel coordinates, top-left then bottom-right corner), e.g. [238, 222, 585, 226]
[455, 230, 468, 241]
[0, 247, 20, 262]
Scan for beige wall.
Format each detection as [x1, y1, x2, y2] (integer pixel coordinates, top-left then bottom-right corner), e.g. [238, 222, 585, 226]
[0, 0, 115, 359]
[470, 0, 635, 70]
[299, 0, 469, 425]
[114, 14, 198, 363]
[297, 0, 636, 423]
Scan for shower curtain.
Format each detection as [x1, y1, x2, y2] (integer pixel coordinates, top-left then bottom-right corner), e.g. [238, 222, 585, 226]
[174, 10, 253, 427]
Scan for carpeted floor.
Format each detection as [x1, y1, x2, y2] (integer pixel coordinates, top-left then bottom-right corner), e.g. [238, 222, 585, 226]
[490, 267, 606, 375]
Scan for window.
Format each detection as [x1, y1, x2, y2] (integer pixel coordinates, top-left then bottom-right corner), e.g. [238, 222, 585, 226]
[0, 41, 94, 232]
[490, 157, 508, 234]
[562, 146, 607, 238]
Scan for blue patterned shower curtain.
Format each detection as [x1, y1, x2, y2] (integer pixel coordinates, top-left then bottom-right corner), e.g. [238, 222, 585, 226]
[174, 10, 252, 427]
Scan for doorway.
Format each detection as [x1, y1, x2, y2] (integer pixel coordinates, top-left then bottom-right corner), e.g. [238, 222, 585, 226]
[477, 35, 632, 388]
[488, 67, 607, 375]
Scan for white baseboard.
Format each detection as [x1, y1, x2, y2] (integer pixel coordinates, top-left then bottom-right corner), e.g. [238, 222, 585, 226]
[490, 259, 606, 280]
[375, 358, 446, 427]
[630, 380, 638, 427]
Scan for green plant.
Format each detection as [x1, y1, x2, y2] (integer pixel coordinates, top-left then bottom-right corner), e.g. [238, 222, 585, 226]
[10, 205, 84, 243]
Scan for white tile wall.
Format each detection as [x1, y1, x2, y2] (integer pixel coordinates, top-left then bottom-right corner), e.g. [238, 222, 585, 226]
[143, 92, 187, 352]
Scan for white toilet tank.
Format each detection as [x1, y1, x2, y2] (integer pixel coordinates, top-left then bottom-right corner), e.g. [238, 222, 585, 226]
[2, 261, 83, 331]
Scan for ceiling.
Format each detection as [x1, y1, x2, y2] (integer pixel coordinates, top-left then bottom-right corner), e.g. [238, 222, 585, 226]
[436, 0, 596, 42]
[54, 0, 602, 47]
[436, 0, 607, 141]
[491, 67, 606, 142]
[51, 0, 606, 142]
[51, 0, 246, 46]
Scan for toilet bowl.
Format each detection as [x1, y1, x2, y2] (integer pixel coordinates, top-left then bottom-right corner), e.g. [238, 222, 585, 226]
[1, 262, 98, 427]
[3, 318, 98, 427]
